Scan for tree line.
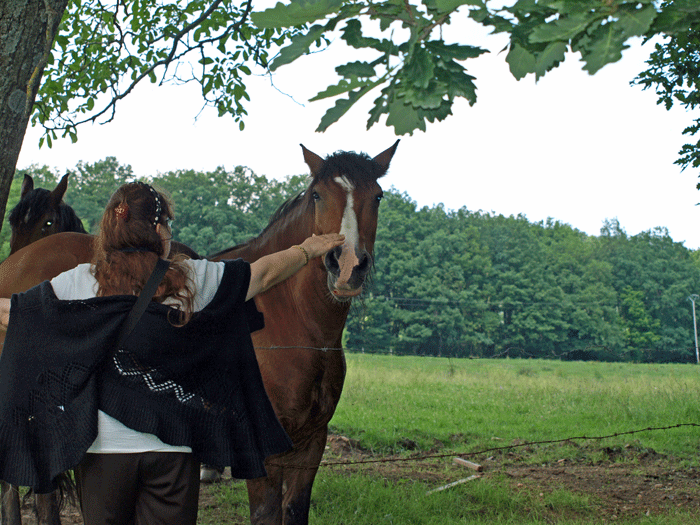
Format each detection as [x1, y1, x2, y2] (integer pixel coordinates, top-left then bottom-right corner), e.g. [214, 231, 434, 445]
[6, 158, 700, 364]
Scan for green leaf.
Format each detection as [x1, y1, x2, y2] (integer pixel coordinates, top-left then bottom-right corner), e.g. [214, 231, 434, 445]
[616, 4, 657, 38]
[367, 89, 390, 129]
[316, 94, 358, 132]
[404, 47, 435, 90]
[433, 0, 484, 13]
[341, 19, 386, 51]
[316, 85, 375, 132]
[401, 85, 446, 109]
[252, 0, 343, 28]
[310, 77, 371, 101]
[425, 41, 488, 61]
[270, 25, 325, 70]
[336, 61, 376, 78]
[506, 43, 536, 80]
[534, 41, 567, 79]
[385, 97, 426, 135]
[578, 23, 627, 74]
[529, 14, 593, 44]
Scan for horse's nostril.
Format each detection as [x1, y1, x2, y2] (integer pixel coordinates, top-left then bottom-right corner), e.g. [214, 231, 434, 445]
[324, 250, 340, 275]
[357, 252, 371, 275]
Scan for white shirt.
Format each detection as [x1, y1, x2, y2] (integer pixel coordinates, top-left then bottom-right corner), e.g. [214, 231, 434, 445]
[50, 259, 227, 453]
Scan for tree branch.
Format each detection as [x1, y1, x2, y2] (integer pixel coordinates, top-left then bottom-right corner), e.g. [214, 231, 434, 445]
[68, 0, 256, 128]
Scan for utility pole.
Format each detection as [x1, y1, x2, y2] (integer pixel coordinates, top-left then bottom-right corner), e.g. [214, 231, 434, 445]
[688, 295, 699, 364]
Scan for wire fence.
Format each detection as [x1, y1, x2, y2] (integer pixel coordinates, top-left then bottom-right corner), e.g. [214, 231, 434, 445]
[319, 423, 700, 469]
[267, 423, 700, 471]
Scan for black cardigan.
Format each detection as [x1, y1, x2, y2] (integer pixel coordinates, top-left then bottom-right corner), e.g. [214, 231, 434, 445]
[0, 259, 291, 493]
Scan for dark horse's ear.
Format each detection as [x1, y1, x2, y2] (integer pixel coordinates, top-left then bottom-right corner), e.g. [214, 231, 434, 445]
[301, 144, 324, 175]
[372, 140, 400, 178]
[49, 172, 70, 209]
[20, 174, 34, 199]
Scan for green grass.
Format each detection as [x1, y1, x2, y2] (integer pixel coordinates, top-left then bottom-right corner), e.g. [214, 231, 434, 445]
[200, 356, 700, 524]
[331, 355, 700, 459]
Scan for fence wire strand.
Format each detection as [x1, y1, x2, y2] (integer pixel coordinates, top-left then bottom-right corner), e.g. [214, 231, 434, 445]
[268, 423, 700, 471]
[320, 423, 700, 468]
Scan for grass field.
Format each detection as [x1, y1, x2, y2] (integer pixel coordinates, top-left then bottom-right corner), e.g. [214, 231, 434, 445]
[332, 355, 700, 459]
[198, 355, 700, 524]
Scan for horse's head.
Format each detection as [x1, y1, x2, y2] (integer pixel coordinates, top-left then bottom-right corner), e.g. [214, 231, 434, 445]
[8, 173, 85, 255]
[301, 141, 399, 302]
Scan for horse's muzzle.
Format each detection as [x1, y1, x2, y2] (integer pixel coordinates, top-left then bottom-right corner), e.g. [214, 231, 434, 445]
[324, 245, 372, 301]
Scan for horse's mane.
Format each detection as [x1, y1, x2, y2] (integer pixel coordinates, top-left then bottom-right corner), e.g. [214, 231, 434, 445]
[207, 150, 383, 259]
[314, 150, 383, 187]
[8, 189, 87, 233]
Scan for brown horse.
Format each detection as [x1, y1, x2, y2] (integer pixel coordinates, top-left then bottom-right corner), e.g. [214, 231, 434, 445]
[209, 141, 398, 524]
[0, 141, 398, 524]
[7, 173, 87, 255]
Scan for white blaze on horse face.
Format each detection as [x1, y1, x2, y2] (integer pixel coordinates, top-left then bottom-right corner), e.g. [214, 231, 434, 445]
[334, 176, 359, 246]
[334, 176, 360, 289]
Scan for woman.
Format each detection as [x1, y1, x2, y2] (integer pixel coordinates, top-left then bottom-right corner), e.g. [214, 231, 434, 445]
[0, 182, 344, 525]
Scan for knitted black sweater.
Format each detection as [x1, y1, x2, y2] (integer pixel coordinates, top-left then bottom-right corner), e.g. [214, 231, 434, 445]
[0, 259, 291, 493]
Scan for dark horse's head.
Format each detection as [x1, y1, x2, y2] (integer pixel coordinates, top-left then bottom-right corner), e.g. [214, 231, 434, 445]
[8, 173, 87, 255]
[301, 140, 399, 302]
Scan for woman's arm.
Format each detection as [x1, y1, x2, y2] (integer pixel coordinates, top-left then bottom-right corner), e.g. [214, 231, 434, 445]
[0, 298, 10, 328]
[246, 233, 345, 301]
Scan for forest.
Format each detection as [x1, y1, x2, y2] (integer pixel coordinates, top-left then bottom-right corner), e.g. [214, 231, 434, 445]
[5, 157, 700, 364]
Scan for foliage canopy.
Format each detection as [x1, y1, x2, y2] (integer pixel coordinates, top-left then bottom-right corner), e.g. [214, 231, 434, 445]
[34, 1, 700, 144]
[252, 0, 700, 136]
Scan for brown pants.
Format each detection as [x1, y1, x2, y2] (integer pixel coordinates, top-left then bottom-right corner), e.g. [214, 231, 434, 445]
[75, 452, 200, 525]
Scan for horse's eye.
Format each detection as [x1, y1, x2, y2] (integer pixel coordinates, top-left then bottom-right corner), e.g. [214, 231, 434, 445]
[376, 194, 383, 203]
[311, 191, 321, 201]
[44, 220, 53, 228]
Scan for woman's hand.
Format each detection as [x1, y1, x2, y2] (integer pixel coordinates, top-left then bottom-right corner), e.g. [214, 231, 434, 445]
[299, 233, 345, 260]
[0, 298, 10, 329]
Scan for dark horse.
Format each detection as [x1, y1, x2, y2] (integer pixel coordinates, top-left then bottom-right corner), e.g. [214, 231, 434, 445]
[0, 141, 399, 524]
[7, 173, 87, 255]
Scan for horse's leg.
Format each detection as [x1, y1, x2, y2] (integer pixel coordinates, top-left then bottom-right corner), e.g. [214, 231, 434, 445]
[34, 492, 60, 525]
[0, 482, 21, 525]
[247, 461, 284, 525]
[281, 427, 329, 525]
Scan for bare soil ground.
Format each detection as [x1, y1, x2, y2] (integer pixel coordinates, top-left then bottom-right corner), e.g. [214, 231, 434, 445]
[18, 435, 700, 524]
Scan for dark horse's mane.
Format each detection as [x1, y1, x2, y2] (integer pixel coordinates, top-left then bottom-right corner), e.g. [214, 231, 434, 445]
[8, 188, 87, 234]
[208, 150, 380, 259]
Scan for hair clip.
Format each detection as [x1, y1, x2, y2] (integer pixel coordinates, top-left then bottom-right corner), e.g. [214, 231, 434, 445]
[115, 202, 130, 221]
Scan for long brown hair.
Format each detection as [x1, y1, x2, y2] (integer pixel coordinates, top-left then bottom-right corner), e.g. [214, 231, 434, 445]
[92, 182, 195, 325]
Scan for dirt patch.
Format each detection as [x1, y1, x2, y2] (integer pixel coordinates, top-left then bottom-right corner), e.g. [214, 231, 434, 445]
[320, 436, 700, 523]
[17, 436, 700, 524]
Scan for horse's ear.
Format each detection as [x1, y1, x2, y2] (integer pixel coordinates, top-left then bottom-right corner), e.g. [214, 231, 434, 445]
[372, 140, 400, 177]
[20, 175, 34, 198]
[301, 144, 325, 175]
[49, 172, 70, 208]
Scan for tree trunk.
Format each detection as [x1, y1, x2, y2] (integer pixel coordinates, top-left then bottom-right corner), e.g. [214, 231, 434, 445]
[0, 0, 68, 231]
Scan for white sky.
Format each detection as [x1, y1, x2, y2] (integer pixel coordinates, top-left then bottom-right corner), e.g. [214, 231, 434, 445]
[16, 14, 699, 249]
